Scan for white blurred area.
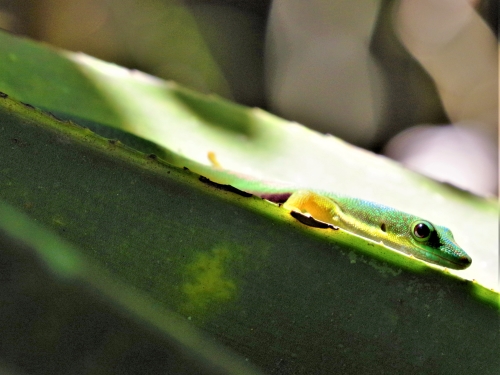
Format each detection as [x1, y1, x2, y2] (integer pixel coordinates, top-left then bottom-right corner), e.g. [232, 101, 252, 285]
[265, 0, 385, 147]
[384, 124, 497, 196]
[391, 0, 498, 196]
[265, 0, 498, 196]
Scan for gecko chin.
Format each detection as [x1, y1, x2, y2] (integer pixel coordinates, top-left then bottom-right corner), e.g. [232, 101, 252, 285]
[442, 255, 472, 270]
[419, 246, 472, 270]
[413, 249, 472, 270]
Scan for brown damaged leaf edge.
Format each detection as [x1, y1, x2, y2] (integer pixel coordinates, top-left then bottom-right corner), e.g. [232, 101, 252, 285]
[46, 111, 64, 122]
[2, 91, 63, 126]
[290, 210, 339, 230]
[198, 175, 339, 230]
[198, 176, 253, 198]
[20, 101, 36, 110]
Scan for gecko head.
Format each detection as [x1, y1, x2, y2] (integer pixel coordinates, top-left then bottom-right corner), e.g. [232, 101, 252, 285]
[410, 220, 472, 270]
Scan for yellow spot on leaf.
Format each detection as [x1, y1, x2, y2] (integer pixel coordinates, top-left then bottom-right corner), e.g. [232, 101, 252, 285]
[181, 246, 237, 316]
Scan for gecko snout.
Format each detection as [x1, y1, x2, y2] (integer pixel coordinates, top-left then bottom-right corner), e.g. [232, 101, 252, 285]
[458, 255, 472, 268]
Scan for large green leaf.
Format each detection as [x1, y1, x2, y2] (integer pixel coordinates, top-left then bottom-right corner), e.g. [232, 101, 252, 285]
[1, 90, 499, 374]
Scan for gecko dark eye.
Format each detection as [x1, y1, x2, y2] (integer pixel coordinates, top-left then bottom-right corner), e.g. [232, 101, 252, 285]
[412, 221, 433, 241]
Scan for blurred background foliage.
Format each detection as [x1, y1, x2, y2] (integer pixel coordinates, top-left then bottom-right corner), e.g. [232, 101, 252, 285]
[0, 0, 498, 196]
[0, 0, 270, 106]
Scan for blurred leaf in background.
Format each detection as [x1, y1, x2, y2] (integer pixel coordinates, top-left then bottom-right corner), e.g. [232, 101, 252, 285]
[1, 0, 497, 195]
[0, 0, 267, 106]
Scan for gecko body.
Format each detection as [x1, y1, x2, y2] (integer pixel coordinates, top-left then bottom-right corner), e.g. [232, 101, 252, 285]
[280, 190, 472, 270]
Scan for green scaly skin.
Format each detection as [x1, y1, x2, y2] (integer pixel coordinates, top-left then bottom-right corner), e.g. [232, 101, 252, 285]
[280, 190, 472, 270]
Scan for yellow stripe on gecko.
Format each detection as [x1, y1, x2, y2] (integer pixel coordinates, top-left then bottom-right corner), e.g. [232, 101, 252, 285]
[283, 190, 472, 270]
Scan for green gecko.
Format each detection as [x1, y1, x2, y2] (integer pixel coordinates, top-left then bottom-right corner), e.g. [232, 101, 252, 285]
[278, 190, 472, 270]
[205, 153, 472, 270]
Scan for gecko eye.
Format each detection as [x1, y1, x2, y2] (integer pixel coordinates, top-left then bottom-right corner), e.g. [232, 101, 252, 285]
[412, 221, 433, 241]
